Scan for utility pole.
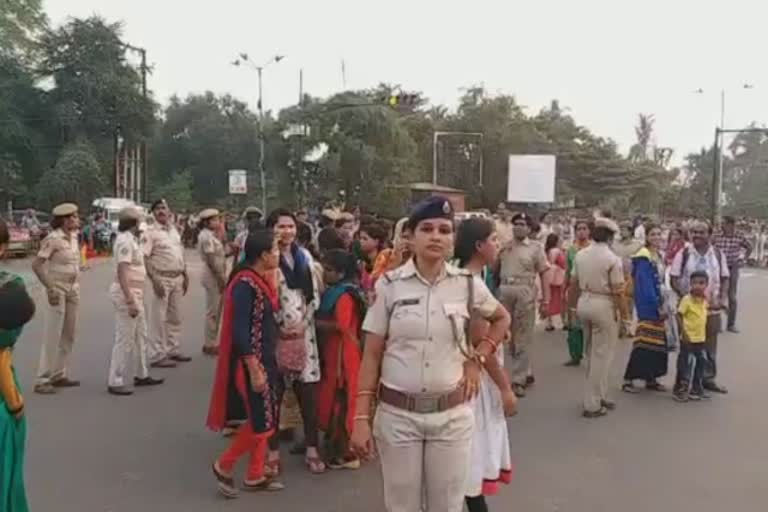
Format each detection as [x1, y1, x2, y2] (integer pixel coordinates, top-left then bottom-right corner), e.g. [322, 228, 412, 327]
[120, 42, 149, 203]
[233, 53, 284, 214]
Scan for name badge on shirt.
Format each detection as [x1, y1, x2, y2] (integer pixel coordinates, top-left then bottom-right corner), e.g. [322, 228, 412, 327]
[393, 297, 421, 309]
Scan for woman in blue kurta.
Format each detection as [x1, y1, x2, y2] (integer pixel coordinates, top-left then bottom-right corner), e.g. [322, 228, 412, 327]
[208, 230, 283, 497]
[622, 224, 672, 392]
[1, 218, 36, 512]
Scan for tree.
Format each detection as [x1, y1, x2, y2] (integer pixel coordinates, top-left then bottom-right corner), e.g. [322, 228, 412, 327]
[151, 171, 194, 211]
[38, 16, 156, 182]
[0, 0, 47, 61]
[0, 53, 54, 202]
[37, 142, 105, 210]
[150, 92, 260, 205]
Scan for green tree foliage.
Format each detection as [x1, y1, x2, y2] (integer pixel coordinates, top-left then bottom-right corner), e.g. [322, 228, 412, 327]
[38, 16, 155, 179]
[37, 142, 105, 209]
[723, 128, 768, 217]
[150, 170, 194, 212]
[150, 92, 260, 205]
[0, 0, 47, 60]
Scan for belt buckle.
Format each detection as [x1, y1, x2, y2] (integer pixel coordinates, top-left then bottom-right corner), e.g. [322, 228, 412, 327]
[411, 395, 440, 414]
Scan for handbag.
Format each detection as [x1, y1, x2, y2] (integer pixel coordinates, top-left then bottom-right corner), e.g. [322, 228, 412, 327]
[277, 328, 307, 374]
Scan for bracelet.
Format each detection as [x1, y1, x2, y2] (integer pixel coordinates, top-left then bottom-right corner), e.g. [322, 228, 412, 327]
[353, 414, 371, 422]
[357, 390, 377, 397]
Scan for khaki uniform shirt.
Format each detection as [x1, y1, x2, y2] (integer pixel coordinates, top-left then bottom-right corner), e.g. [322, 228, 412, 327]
[38, 229, 79, 277]
[114, 231, 146, 289]
[362, 260, 500, 395]
[572, 242, 625, 295]
[498, 237, 549, 282]
[142, 223, 185, 272]
[198, 228, 226, 280]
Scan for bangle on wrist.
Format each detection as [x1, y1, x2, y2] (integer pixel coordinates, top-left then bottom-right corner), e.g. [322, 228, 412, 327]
[353, 414, 371, 422]
[357, 390, 377, 397]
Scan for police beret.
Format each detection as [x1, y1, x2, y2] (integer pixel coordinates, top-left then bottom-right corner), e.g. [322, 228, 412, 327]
[52, 203, 78, 217]
[407, 196, 454, 228]
[511, 212, 532, 225]
[150, 198, 168, 211]
[118, 207, 141, 221]
[243, 206, 263, 217]
[594, 217, 619, 233]
[199, 208, 220, 221]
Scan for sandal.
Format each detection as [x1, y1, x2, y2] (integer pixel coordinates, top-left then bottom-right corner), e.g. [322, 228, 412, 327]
[622, 383, 639, 394]
[264, 459, 281, 478]
[243, 477, 285, 492]
[212, 462, 238, 499]
[305, 456, 327, 474]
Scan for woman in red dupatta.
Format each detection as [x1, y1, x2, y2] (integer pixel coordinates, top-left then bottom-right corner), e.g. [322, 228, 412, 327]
[315, 249, 367, 469]
[208, 230, 283, 498]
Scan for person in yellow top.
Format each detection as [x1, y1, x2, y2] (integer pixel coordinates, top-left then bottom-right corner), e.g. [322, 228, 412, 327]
[673, 270, 710, 403]
[32, 202, 82, 394]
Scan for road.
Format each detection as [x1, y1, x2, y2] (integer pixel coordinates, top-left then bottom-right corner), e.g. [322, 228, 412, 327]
[5, 253, 768, 512]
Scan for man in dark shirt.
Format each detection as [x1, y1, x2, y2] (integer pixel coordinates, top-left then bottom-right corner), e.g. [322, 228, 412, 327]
[713, 216, 751, 333]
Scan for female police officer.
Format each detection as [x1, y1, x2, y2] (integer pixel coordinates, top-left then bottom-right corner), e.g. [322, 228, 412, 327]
[350, 196, 511, 512]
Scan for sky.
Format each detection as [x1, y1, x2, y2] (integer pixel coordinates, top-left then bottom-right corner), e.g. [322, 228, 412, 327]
[45, 0, 768, 162]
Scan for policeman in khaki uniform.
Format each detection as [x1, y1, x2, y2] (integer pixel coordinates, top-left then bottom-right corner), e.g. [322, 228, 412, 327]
[32, 202, 82, 394]
[143, 199, 190, 367]
[197, 208, 228, 355]
[107, 207, 164, 395]
[350, 196, 511, 512]
[496, 212, 550, 397]
[569, 217, 629, 417]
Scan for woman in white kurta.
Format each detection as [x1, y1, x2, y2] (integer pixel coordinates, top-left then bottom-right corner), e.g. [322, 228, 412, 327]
[455, 217, 517, 512]
[265, 209, 325, 476]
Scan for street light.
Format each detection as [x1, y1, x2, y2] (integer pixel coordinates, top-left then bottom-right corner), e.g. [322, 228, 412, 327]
[694, 84, 755, 223]
[432, 131, 484, 186]
[233, 53, 285, 214]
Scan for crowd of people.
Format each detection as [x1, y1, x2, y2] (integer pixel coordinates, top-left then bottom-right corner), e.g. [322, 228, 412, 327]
[0, 196, 755, 512]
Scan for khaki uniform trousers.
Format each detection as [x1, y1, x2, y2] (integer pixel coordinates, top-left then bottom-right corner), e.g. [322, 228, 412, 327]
[373, 402, 474, 512]
[577, 294, 619, 412]
[202, 273, 222, 349]
[108, 284, 150, 388]
[147, 275, 184, 363]
[499, 284, 536, 385]
[36, 272, 79, 385]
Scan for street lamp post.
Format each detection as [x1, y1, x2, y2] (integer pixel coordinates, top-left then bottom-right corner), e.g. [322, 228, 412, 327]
[432, 131, 484, 186]
[233, 53, 285, 214]
[695, 84, 754, 223]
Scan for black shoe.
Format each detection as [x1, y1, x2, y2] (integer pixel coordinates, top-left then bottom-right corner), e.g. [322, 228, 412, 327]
[689, 391, 711, 401]
[545, 326, 555, 332]
[170, 354, 192, 362]
[525, 375, 536, 387]
[726, 327, 740, 334]
[134, 376, 164, 387]
[703, 382, 728, 394]
[51, 378, 81, 388]
[673, 392, 689, 403]
[108, 386, 134, 396]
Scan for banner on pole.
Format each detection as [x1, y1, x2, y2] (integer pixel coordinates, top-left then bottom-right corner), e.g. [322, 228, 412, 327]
[506, 155, 556, 203]
[228, 169, 248, 195]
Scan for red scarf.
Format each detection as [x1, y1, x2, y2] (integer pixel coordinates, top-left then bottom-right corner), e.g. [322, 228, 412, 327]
[206, 268, 278, 431]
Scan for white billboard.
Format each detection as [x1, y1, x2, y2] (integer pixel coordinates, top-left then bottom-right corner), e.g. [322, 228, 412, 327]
[507, 155, 556, 203]
[228, 169, 248, 195]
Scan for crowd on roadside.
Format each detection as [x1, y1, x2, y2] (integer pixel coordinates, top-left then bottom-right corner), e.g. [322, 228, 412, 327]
[0, 196, 755, 512]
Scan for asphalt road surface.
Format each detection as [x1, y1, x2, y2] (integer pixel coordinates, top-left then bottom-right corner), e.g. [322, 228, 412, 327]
[5, 254, 767, 512]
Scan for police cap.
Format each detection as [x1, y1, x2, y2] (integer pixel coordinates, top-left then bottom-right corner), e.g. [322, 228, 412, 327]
[594, 217, 619, 233]
[199, 208, 220, 221]
[510, 212, 533, 226]
[52, 203, 78, 217]
[118, 207, 141, 221]
[150, 198, 168, 212]
[407, 196, 454, 229]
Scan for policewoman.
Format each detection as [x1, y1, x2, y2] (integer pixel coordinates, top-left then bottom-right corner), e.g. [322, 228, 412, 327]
[568, 217, 629, 418]
[31, 202, 82, 394]
[351, 196, 511, 512]
[107, 207, 164, 395]
[198, 208, 228, 356]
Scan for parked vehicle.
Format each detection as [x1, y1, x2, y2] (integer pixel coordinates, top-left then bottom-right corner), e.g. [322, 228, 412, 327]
[6, 224, 33, 257]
